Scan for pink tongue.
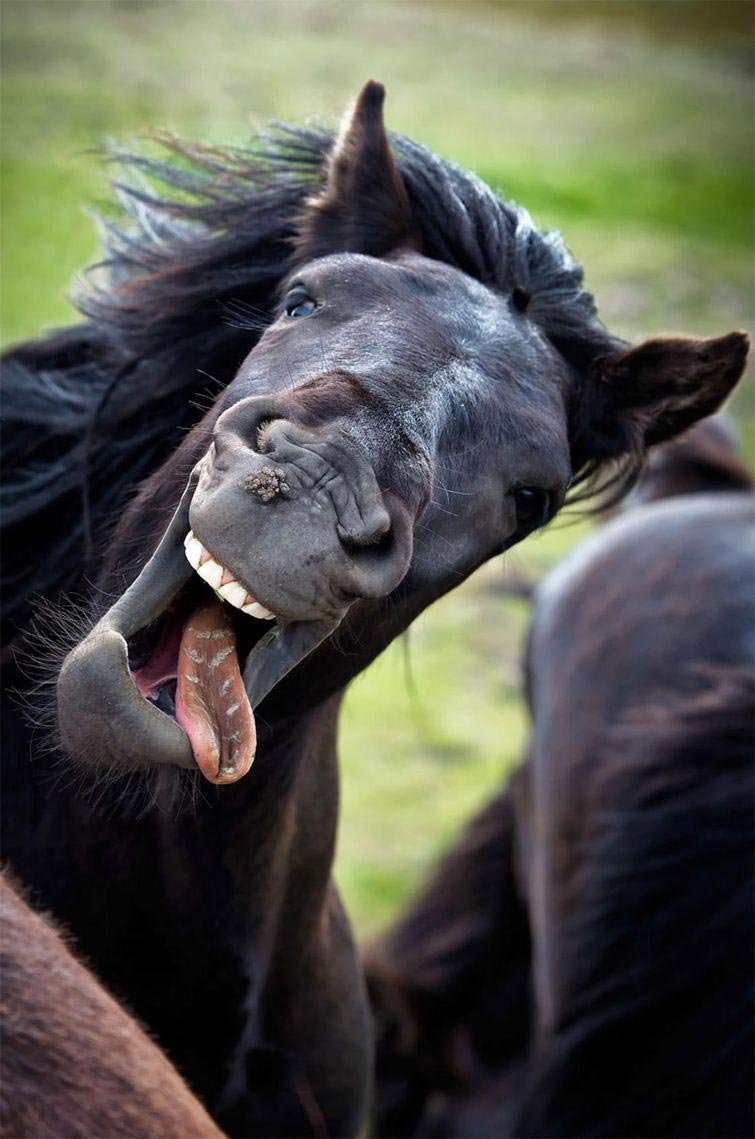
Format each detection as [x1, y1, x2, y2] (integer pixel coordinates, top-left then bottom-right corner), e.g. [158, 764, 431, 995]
[175, 601, 256, 784]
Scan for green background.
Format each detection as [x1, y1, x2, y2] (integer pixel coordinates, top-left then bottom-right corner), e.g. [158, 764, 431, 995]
[3, 0, 752, 937]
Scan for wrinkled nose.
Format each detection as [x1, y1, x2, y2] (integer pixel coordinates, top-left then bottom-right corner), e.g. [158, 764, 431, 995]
[246, 415, 393, 550]
[191, 394, 414, 618]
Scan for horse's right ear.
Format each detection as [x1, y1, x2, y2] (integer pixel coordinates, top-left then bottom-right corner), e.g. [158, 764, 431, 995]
[294, 80, 420, 261]
[571, 330, 749, 473]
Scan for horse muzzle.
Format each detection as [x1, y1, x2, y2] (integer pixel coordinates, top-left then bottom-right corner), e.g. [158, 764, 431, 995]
[191, 395, 415, 620]
[56, 406, 415, 785]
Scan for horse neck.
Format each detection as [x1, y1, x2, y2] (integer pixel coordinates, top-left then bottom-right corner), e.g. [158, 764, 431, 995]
[140, 584, 423, 961]
[205, 590, 433, 939]
[170, 692, 344, 962]
[165, 595, 419, 968]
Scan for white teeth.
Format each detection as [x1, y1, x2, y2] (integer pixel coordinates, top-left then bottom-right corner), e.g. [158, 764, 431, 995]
[243, 601, 275, 620]
[197, 558, 223, 590]
[184, 531, 275, 620]
[184, 535, 203, 571]
[218, 581, 248, 610]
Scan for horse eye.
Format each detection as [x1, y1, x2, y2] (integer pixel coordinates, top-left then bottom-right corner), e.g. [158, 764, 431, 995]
[513, 486, 548, 529]
[285, 295, 317, 319]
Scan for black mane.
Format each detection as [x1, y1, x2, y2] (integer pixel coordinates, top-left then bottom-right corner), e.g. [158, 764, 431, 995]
[1, 125, 615, 641]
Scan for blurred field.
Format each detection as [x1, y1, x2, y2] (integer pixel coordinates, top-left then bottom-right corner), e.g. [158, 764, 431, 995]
[2, 0, 752, 936]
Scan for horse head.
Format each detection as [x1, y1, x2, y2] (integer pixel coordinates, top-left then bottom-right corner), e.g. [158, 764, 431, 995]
[55, 81, 748, 784]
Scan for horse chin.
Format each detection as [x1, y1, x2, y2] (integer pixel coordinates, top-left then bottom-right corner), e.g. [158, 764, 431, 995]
[56, 476, 344, 785]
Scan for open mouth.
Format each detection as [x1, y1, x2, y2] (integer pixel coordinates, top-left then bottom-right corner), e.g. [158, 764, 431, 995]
[127, 531, 277, 784]
[56, 474, 342, 785]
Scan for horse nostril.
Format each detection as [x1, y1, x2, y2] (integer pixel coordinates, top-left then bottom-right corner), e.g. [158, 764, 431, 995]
[336, 491, 413, 601]
[255, 417, 284, 454]
[337, 519, 393, 556]
[212, 402, 287, 464]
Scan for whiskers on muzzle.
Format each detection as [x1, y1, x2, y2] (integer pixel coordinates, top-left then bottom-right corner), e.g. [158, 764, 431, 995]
[8, 595, 207, 821]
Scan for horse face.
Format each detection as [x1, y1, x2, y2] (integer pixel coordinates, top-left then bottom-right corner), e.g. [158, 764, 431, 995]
[191, 249, 570, 624]
[55, 81, 747, 784]
[57, 247, 568, 784]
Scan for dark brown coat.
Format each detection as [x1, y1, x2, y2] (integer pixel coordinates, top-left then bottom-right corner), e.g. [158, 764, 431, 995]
[0, 875, 225, 1139]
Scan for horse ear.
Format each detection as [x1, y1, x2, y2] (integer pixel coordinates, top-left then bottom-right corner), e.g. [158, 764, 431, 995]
[295, 80, 419, 261]
[573, 331, 749, 470]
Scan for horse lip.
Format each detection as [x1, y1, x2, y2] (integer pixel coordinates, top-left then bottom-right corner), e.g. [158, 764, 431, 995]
[57, 628, 196, 771]
[99, 473, 201, 641]
[57, 472, 199, 773]
[242, 614, 343, 709]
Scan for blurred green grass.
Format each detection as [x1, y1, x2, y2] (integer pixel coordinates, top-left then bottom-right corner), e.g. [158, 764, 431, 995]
[2, 0, 752, 936]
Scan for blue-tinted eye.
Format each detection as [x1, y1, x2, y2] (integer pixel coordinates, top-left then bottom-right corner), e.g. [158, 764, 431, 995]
[285, 295, 316, 318]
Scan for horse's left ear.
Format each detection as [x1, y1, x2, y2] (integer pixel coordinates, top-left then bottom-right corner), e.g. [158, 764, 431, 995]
[295, 80, 419, 261]
[573, 331, 749, 468]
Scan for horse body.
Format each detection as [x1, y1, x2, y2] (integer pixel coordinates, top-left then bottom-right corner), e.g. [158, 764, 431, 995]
[368, 443, 754, 1137]
[0, 874, 226, 1139]
[628, 411, 752, 504]
[1, 82, 749, 1135]
[527, 492, 754, 1022]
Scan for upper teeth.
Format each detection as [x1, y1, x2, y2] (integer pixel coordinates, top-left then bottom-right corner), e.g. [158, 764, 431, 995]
[218, 581, 247, 609]
[183, 531, 275, 620]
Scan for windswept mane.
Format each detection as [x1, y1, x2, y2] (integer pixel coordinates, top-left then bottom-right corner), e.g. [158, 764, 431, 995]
[1, 124, 614, 640]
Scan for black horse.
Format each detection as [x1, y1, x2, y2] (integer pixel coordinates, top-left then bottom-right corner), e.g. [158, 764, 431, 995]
[1, 82, 748, 1136]
[367, 426, 754, 1138]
